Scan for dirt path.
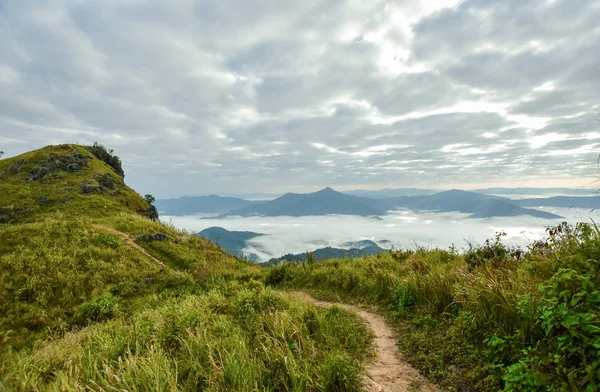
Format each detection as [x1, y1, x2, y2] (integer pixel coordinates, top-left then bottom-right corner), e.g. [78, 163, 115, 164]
[287, 292, 437, 392]
[94, 224, 182, 274]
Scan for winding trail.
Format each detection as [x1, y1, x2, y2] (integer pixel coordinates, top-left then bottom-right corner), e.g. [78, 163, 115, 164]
[287, 292, 438, 392]
[93, 226, 436, 390]
[93, 224, 184, 275]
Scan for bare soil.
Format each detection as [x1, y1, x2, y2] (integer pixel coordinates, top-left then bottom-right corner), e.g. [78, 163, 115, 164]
[287, 291, 438, 392]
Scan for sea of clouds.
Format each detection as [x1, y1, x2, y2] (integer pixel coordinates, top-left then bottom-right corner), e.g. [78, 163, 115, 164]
[162, 207, 599, 262]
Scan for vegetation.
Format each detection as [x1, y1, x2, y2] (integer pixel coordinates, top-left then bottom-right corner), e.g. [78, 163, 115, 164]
[0, 145, 372, 391]
[0, 144, 155, 224]
[86, 142, 125, 178]
[264, 223, 600, 391]
[2, 143, 598, 391]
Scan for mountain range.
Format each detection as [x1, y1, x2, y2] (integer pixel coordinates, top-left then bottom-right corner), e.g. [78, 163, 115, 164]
[158, 187, 570, 219]
[218, 187, 382, 217]
[155, 195, 264, 216]
[513, 196, 600, 209]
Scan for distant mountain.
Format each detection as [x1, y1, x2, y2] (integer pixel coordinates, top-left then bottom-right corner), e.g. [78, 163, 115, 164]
[196, 227, 263, 261]
[263, 240, 386, 265]
[377, 190, 563, 219]
[513, 196, 600, 209]
[219, 187, 381, 217]
[155, 195, 261, 216]
[162, 188, 565, 220]
[343, 188, 436, 199]
[475, 188, 597, 196]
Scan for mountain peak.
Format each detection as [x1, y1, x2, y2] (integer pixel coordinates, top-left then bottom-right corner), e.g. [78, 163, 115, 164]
[315, 187, 338, 194]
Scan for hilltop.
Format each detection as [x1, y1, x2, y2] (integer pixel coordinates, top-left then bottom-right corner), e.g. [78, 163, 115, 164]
[0, 143, 156, 224]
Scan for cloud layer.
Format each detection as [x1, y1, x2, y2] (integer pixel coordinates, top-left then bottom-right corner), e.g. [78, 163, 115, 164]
[1, 0, 599, 196]
[165, 206, 599, 261]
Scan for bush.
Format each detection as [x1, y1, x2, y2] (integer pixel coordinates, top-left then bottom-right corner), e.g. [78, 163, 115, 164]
[465, 231, 523, 270]
[86, 142, 125, 178]
[499, 268, 600, 391]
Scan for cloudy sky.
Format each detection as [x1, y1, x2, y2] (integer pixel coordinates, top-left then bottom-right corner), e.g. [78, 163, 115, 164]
[1, 0, 599, 197]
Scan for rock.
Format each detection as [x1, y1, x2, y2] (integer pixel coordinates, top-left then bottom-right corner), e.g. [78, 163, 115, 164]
[66, 163, 80, 172]
[97, 173, 115, 189]
[81, 182, 97, 194]
[7, 160, 27, 174]
[27, 166, 50, 182]
[136, 233, 169, 242]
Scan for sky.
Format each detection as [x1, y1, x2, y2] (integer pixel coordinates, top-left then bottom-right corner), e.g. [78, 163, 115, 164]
[1, 0, 599, 198]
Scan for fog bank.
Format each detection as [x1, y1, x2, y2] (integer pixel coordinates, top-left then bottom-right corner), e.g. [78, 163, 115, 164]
[162, 207, 598, 262]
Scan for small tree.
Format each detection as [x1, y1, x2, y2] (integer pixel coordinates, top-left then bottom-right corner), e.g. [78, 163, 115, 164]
[144, 194, 158, 222]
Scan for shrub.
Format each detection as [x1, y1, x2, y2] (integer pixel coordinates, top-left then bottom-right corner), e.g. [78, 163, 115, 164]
[500, 268, 600, 391]
[86, 142, 125, 178]
[465, 231, 523, 270]
[394, 283, 415, 315]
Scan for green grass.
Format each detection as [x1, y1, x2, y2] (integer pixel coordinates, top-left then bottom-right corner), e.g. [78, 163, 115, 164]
[1, 283, 372, 391]
[264, 224, 600, 391]
[0, 144, 372, 391]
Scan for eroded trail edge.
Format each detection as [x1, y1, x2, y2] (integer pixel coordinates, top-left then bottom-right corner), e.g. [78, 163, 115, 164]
[286, 292, 437, 392]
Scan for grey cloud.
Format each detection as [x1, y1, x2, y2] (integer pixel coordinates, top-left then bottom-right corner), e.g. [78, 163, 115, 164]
[0, 0, 598, 197]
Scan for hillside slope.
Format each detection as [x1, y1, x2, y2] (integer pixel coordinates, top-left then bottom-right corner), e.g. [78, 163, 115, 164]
[0, 144, 376, 391]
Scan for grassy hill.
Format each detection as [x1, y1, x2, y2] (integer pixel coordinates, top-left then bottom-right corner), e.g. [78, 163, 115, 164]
[0, 144, 158, 224]
[264, 226, 600, 391]
[2, 144, 598, 391]
[0, 145, 372, 391]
